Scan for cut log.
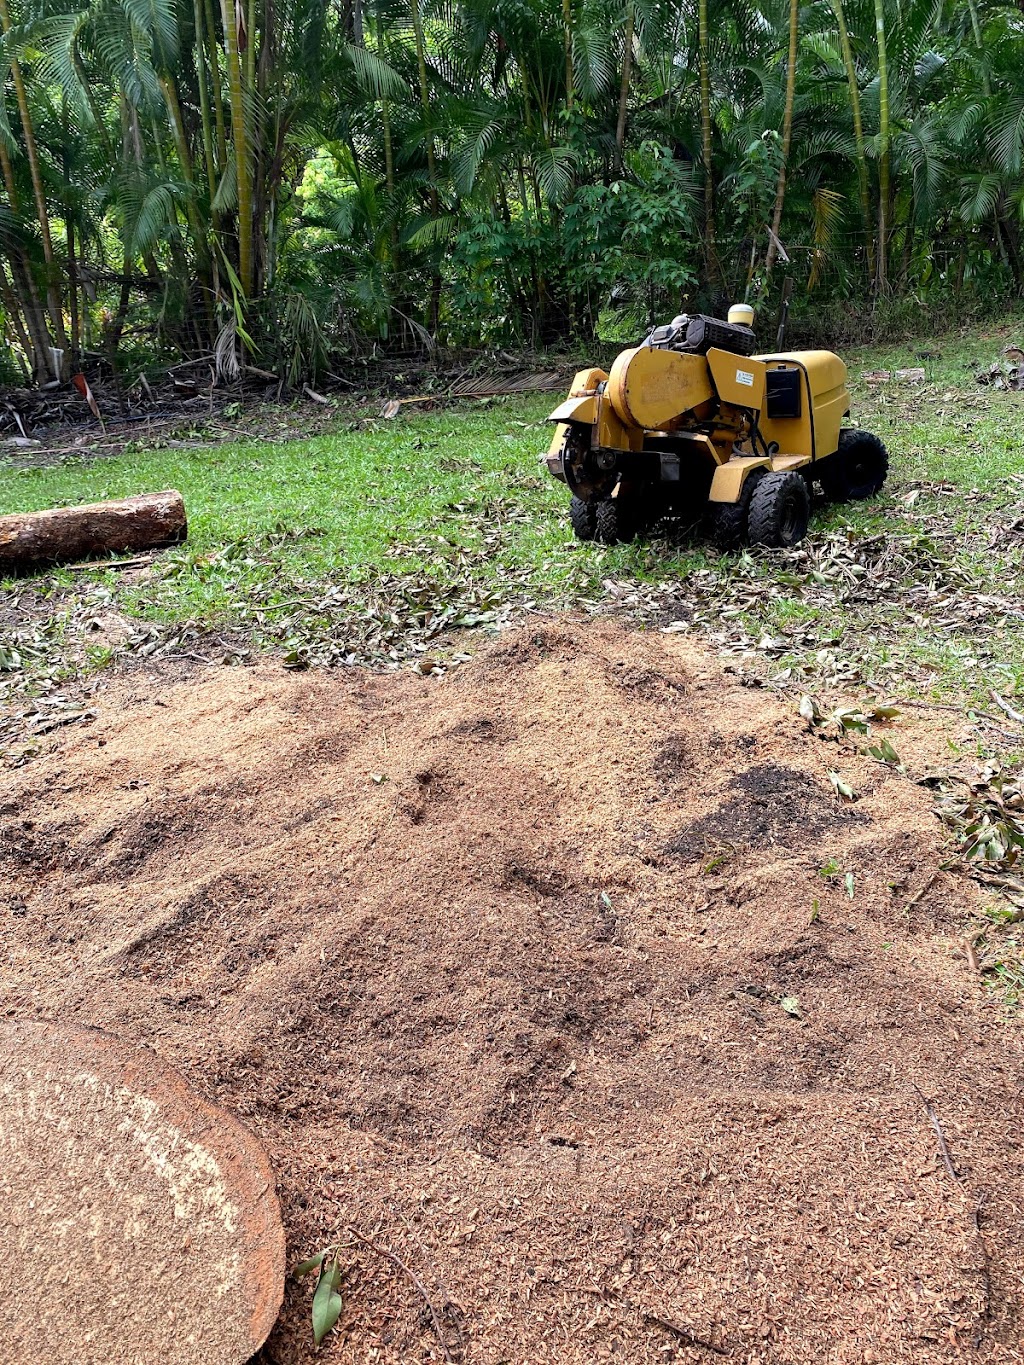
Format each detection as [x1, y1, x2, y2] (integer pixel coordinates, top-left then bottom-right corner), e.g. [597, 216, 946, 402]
[0, 489, 187, 573]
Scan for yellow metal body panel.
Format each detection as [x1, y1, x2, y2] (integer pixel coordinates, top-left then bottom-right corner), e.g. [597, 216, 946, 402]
[568, 367, 608, 397]
[709, 458, 770, 502]
[595, 395, 643, 452]
[755, 349, 848, 462]
[547, 421, 570, 459]
[607, 347, 714, 430]
[548, 394, 598, 425]
[708, 452, 812, 503]
[706, 349, 766, 409]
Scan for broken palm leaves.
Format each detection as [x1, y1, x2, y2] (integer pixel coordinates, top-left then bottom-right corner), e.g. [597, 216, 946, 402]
[938, 765, 1024, 871]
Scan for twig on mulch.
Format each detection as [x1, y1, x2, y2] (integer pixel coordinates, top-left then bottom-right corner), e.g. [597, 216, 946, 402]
[913, 1085, 962, 1181]
[344, 1223, 459, 1363]
[906, 870, 941, 909]
[897, 699, 967, 714]
[898, 697, 1023, 738]
[643, 1310, 731, 1355]
[570, 1283, 731, 1356]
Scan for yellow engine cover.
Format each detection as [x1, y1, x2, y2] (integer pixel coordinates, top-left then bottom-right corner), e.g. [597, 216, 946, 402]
[706, 348, 766, 409]
[607, 347, 714, 430]
[756, 349, 849, 461]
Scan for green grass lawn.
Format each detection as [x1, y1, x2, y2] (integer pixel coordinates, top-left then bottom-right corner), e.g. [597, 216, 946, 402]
[2, 310, 1024, 707]
[4, 312, 1024, 1008]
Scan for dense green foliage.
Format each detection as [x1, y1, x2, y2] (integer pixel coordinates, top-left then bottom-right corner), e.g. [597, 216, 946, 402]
[1, 0, 1023, 381]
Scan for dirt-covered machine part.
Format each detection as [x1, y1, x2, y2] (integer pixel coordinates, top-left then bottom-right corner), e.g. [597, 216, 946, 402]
[545, 304, 888, 548]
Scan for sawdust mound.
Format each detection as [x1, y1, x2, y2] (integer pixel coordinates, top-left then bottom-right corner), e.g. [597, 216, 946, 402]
[2, 618, 1022, 1364]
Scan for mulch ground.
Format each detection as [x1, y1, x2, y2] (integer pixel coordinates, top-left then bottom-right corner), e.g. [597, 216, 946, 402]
[1, 616, 1021, 1364]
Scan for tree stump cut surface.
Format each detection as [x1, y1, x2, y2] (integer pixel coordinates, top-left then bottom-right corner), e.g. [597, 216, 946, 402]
[0, 1019, 284, 1365]
[0, 489, 187, 571]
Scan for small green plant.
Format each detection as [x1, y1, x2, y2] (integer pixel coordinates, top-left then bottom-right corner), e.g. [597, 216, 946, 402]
[816, 861, 855, 898]
[702, 847, 736, 875]
[294, 1248, 344, 1346]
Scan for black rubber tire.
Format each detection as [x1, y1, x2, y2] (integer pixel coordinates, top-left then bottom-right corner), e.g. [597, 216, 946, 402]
[708, 470, 764, 550]
[747, 470, 811, 547]
[819, 429, 889, 502]
[569, 495, 597, 541]
[595, 498, 636, 545]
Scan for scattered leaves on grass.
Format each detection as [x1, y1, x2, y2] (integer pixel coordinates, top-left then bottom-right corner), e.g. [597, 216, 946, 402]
[652, 522, 1024, 698]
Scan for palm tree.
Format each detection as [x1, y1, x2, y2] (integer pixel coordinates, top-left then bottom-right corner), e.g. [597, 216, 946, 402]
[763, 0, 800, 284]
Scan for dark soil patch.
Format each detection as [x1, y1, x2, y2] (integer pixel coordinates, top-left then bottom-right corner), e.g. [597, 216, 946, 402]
[669, 761, 864, 859]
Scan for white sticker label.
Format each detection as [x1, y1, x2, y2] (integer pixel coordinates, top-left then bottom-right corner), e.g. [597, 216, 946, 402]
[736, 369, 755, 387]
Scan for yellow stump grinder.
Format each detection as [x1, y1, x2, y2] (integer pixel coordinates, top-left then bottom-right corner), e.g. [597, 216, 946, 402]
[545, 304, 887, 548]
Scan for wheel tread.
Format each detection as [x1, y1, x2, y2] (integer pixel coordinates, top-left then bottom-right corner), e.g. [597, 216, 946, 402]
[747, 470, 811, 547]
[569, 496, 597, 541]
[821, 429, 889, 502]
[709, 470, 763, 550]
[595, 498, 635, 545]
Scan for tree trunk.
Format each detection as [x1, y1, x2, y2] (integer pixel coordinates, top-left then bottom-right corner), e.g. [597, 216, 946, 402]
[763, 0, 799, 283]
[192, 0, 219, 200]
[62, 98, 81, 369]
[0, 491, 188, 573]
[0, 261, 32, 367]
[561, 0, 574, 112]
[873, 0, 890, 296]
[205, 0, 229, 172]
[698, 0, 719, 287]
[0, 134, 59, 382]
[410, 0, 441, 333]
[221, 0, 254, 295]
[614, 1, 634, 173]
[830, 0, 873, 279]
[8, 255, 57, 383]
[0, 0, 69, 368]
[159, 73, 210, 271]
[66, 219, 80, 369]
